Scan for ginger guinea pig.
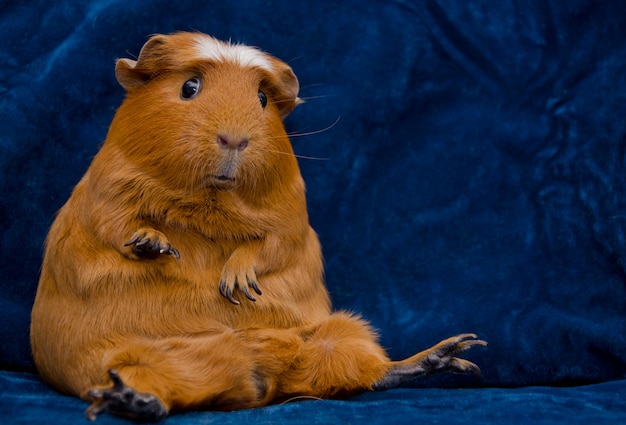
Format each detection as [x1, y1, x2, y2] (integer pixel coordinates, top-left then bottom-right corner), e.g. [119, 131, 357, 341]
[30, 32, 486, 421]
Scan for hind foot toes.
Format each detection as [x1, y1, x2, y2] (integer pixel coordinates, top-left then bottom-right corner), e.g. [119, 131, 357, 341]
[372, 333, 487, 391]
[85, 370, 167, 422]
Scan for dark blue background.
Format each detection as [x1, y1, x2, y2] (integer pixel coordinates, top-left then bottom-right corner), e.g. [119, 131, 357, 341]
[1, 0, 625, 423]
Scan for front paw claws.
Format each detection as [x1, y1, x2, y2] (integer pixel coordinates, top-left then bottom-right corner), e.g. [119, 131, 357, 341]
[219, 267, 262, 305]
[124, 229, 180, 259]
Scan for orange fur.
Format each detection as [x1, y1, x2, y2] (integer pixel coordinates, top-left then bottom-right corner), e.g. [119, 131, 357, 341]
[30, 32, 486, 421]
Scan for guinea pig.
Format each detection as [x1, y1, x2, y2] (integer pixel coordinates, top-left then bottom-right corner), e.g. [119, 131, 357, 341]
[30, 32, 486, 421]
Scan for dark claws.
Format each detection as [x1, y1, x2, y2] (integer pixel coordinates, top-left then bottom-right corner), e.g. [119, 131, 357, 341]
[219, 280, 240, 305]
[123, 234, 141, 247]
[134, 238, 151, 248]
[219, 278, 261, 305]
[158, 242, 180, 259]
[124, 232, 180, 259]
[226, 288, 240, 305]
[241, 284, 257, 302]
[107, 369, 125, 390]
[249, 279, 262, 296]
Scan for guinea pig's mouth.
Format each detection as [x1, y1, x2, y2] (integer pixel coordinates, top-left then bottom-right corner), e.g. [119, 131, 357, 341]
[207, 174, 236, 188]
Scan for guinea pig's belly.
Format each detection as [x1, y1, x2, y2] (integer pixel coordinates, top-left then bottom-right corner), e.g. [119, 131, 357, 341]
[95, 269, 309, 332]
[87, 242, 329, 334]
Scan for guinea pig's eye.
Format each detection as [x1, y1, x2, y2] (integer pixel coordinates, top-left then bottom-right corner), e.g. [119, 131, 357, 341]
[258, 90, 267, 108]
[181, 77, 201, 99]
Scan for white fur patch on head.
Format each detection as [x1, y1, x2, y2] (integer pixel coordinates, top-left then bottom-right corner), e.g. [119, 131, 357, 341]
[194, 35, 274, 72]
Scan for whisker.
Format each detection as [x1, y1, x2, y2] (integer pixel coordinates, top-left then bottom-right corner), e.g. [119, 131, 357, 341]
[298, 82, 326, 90]
[258, 147, 330, 161]
[287, 116, 341, 139]
[297, 94, 338, 102]
[272, 94, 337, 104]
[293, 153, 330, 161]
[279, 395, 324, 404]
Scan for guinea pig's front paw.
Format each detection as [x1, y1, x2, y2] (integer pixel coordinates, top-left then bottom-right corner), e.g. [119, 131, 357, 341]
[124, 228, 180, 260]
[219, 264, 262, 305]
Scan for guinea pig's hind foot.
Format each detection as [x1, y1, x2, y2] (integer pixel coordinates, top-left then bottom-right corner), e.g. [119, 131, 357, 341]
[85, 369, 167, 422]
[372, 334, 487, 391]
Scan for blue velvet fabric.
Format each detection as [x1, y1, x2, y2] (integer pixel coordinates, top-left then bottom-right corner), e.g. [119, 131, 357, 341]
[1, 0, 626, 423]
[1, 371, 626, 425]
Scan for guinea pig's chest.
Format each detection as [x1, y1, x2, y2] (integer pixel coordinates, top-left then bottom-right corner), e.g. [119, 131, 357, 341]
[164, 188, 265, 240]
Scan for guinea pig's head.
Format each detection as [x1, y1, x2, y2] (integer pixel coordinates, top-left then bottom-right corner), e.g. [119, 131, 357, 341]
[107, 32, 303, 196]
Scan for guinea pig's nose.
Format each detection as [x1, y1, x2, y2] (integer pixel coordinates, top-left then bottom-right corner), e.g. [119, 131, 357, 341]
[217, 134, 249, 152]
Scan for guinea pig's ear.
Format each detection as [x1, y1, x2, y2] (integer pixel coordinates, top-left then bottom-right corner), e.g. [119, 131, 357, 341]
[115, 35, 170, 91]
[266, 57, 304, 120]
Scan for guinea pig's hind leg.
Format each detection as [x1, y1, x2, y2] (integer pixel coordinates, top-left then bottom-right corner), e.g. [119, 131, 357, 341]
[372, 334, 487, 391]
[85, 369, 167, 422]
[124, 227, 180, 260]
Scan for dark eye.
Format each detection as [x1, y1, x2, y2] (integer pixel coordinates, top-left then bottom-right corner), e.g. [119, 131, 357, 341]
[181, 77, 201, 99]
[258, 90, 267, 108]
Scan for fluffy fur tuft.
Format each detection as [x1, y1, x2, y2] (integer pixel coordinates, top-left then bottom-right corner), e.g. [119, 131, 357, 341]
[193, 35, 274, 72]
